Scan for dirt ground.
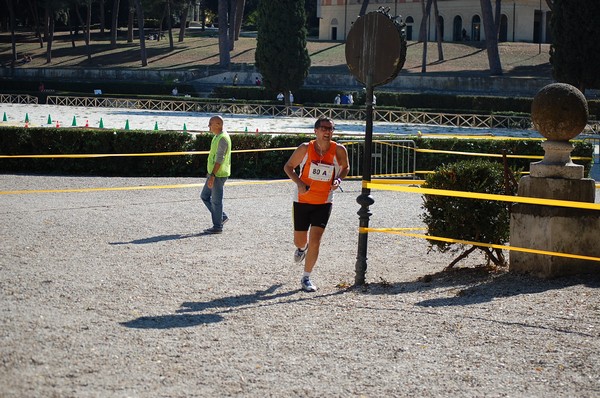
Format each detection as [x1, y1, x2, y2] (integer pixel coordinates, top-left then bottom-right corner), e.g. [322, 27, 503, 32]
[1, 174, 599, 397]
[0, 30, 552, 78]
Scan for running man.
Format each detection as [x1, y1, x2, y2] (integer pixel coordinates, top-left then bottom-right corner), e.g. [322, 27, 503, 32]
[283, 117, 349, 292]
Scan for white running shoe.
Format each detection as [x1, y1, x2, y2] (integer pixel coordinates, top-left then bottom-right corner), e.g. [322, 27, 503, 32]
[301, 277, 317, 292]
[294, 248, 306, 263]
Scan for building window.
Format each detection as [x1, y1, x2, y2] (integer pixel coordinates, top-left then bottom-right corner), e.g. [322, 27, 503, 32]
[453, 16, 463, 41]
[405, 16, 414, 41]
[471, 15, 481, 41]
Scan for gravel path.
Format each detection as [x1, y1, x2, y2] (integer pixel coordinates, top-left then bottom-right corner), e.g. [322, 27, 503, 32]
[1, 174, 599, 397]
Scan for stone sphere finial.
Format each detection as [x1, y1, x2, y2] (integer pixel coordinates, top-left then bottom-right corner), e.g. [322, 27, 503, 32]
[531, 83, 588, 141]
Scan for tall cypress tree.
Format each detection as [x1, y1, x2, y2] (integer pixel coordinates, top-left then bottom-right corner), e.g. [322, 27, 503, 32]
[550, 0, 600, 92]
[255, 0, 311, 105]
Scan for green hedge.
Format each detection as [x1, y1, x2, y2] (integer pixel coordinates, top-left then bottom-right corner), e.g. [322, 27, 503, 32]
[413, 137, 593, 176]
[0, 126, 593, 178]
[0, 126, 309, 178]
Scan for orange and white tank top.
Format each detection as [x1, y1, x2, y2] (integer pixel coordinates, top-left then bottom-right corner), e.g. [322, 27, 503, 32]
[295, 140, 341, 204]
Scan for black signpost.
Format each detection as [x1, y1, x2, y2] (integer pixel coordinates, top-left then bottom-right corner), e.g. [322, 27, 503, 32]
[345, 9, 407, 285]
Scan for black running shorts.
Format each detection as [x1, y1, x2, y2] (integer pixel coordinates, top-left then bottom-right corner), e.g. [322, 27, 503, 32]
[293, 202, 333, 231]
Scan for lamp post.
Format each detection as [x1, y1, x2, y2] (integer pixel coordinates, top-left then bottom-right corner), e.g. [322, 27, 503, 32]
[345, 10, 407, 285]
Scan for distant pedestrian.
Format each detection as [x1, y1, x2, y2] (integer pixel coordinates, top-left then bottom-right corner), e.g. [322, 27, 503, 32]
[201, 115, 232, 234]
[233, 74, 239, 86]
[255, 77, 262, 86]
[334, 94, 341, 105]
[277, 92, 284, 101]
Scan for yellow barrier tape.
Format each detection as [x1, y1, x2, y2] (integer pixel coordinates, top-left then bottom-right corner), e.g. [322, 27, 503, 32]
[0, 179, 290, 195]
[358, 179, 425, 185]
[348, 141, 591, 162]
[416, 148, 543, 160]
[364, 181, 600, 211]
[415, 134, 544, 141]
[360, 227, 600, 263]
[0, 147, 298, 159]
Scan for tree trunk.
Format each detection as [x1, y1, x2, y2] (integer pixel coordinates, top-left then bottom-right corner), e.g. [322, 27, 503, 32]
[229, 0, 237, 51]
[234, 0, 245, 41]
[5, 0, 17, 62]
[359, 0, 370, 16]
[26, 0, 44, 48]
[433, 0, 443, 61]
[110, 0, 120, 47]
[45, 3, 54, 64]
[133, 0, 147, 66]
[166, 0, 174, 50]
[99, 0, 105, 34]
[127, 1, 134, 43]
[178, 0, 189, 42]
[494, 0, 501, 35]
[43, 4, 49, 41]
[218, 0, 230, 67]
[68, 9, 76, 48]
[420, 0, 433, 72]
[480, 0, 503, 76]
[75, 5, 86, 40]
[158, 4, 166, 42]
[86, 0, 92, 61]
[419, 0, 433, 43]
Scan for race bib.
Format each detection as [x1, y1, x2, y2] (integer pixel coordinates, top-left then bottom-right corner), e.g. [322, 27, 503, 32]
[308, 162, 334, 182]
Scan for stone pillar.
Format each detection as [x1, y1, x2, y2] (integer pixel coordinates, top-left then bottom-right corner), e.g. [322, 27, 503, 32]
[510, 83, 600, 277]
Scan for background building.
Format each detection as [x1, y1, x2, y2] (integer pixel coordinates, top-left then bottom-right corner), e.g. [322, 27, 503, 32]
[317, 0, 551, 43]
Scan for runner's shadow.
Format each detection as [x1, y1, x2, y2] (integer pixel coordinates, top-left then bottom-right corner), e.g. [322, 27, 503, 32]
[109, 233, 201, 245]
[177, 284, 298, 314]
[120, 284, 316, 329]
[120, 313, 224, 329]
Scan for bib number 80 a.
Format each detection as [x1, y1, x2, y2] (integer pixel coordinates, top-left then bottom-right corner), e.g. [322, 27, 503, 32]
[309, 162, 334, 182]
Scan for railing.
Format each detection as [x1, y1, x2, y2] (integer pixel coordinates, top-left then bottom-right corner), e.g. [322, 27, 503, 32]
[34, 95, 600, 133]
[0, 94, 38, 104]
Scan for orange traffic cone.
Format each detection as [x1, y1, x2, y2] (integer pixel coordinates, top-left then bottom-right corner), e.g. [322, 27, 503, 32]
[85, 119, 89, 128]
[24, 121, 29, 128]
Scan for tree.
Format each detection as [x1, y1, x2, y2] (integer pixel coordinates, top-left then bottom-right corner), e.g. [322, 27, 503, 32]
[218, 0, 230, 66]
[432, 0, 443, 62]
[178, 0, 190, 42]
[419, 0, 432, 72]
[480, 0, 502, 76]
[132, 0, 148, 66]
[5, 0, 17, 62]
[255, 0, 310, 106]
[550, 0, 600, 93]
[110, 0, 120, 47]
[359, 0, 369, 17]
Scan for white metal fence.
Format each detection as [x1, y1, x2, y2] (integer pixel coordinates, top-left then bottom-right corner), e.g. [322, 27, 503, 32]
[340, 139, 417, 179]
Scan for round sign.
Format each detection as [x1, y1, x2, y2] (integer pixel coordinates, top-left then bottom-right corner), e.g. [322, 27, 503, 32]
[345, 11, 407, 87]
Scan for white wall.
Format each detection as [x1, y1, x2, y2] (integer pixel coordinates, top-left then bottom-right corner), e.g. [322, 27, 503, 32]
[317, 0, 550, 43]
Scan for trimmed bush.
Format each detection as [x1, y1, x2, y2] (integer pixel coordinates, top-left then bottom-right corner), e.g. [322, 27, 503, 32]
[421, 159, 518, 269]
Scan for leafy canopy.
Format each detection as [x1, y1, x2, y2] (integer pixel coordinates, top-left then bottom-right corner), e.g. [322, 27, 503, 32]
[255, 0, 311, 96]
